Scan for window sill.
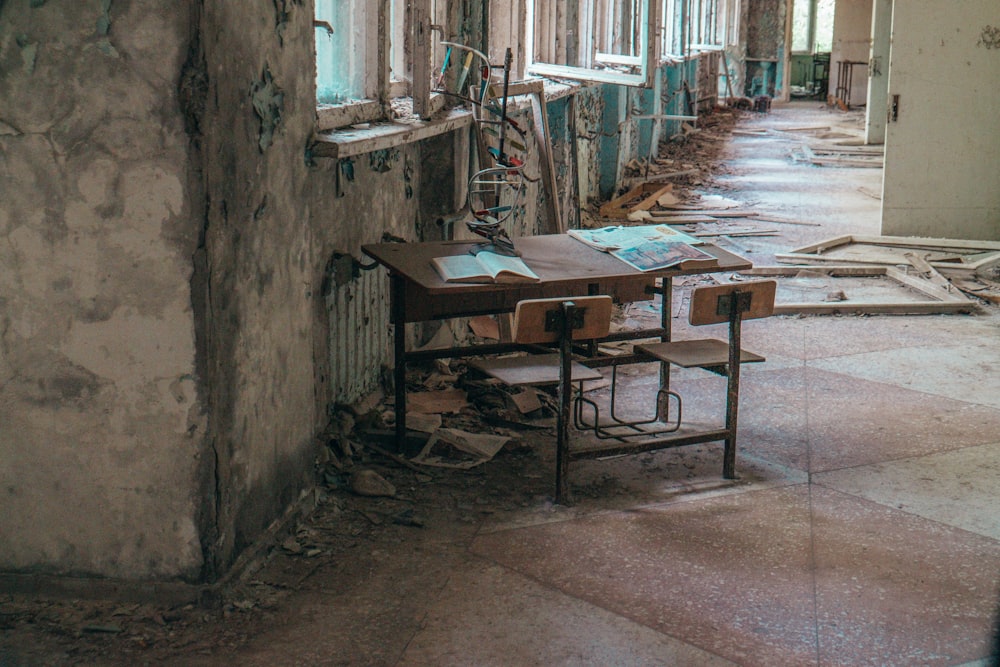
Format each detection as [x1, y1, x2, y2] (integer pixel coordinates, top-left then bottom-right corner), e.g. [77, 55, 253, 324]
[311, 107, 474, 159]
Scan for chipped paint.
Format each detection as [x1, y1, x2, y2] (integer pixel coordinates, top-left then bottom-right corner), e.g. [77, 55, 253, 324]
[96, 0, 112, 35]
[979, 25, 1000, 49]
[251, 66, 284, 152]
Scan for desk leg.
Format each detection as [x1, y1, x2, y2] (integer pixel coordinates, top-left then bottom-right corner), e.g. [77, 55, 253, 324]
[723, 304, 743, 479]
[391, 273, 407, 452]
[656, 277, 673, 420]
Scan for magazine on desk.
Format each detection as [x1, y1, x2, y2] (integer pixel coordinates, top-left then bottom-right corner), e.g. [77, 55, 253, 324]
[568, 224, 714, 272]
[610, 238, 716, 272]
[431, 249, 540, 284]
[567, 224, 702, 251]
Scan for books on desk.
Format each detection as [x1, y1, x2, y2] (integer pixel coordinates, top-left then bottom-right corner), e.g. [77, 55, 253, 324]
[568, 224, 714, 272]
[610, 239, 715, 272]
[431, 249, 540, 284]
[568, 224, 701, 251]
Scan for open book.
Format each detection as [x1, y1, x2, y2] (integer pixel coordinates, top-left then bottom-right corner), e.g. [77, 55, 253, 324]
[431, 250, 540, 284]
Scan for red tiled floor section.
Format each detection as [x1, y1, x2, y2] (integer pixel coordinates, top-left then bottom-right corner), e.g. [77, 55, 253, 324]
[471, 484, 1000, 666]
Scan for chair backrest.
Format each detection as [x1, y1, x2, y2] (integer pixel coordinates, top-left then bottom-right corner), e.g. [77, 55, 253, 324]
[688, 280, 776, 326]
[512, 295, 613, 345]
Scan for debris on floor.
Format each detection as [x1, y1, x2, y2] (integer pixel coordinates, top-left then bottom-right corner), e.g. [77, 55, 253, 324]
[736, 265, 979, 315]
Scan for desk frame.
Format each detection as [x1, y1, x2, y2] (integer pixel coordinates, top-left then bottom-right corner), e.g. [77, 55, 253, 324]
[362, 235, 753, 486]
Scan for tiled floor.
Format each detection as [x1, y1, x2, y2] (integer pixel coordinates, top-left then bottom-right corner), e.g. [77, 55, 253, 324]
[223, 103, 999, 667]
[9, 103, 999, 667]
[403, 104, 1000, 666]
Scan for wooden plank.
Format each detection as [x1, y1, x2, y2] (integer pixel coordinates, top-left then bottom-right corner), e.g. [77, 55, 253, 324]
[621, 169, 699, 189]
[771, 301, 975, 316]
[816, 234, 1000, 253]
[903, 251, 970, 300]
[312, 108, 474, 159]
[530, 89, 564, 234]
[643, 214, 719, 224]
[752, 215, 822, 227]
[884, 266, 971, 303]
[737, 265, 981, 314]
[781, 234, 1000, 272]
[599, 183, 674, 219]
[740, 266, 891, 277]
[692, 229, 779, 238]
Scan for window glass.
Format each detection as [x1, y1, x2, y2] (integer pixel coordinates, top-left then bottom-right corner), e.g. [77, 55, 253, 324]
[315, 0, 369, 104]
[814, 0, 835, 53]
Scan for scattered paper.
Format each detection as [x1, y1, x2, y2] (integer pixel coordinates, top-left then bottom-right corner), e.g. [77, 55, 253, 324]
[411, 428, 510, 469]
[509, 388, 542, 414]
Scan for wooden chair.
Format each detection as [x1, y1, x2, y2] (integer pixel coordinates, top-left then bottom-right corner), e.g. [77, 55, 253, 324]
[469, 296, 614, 503]
[633, 280, 776, 478]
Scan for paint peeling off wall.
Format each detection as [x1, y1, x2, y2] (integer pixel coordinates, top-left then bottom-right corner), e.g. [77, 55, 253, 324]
[979, 25, 1000, 49]
[0, 1, 205, 580]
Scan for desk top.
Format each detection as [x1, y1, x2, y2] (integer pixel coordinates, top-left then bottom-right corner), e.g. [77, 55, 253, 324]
[362, 235, 752, 322]
[363, 234, 750, 294]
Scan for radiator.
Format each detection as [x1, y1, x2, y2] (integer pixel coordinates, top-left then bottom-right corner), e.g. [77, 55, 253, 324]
[327, 262, 391, 406]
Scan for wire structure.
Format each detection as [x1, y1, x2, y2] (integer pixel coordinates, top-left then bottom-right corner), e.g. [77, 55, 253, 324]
[435, 44, 533, 256]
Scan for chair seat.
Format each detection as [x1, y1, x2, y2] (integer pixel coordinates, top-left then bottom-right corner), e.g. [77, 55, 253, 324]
[470, 352, 603, 386]
[635, 338, 765, 368]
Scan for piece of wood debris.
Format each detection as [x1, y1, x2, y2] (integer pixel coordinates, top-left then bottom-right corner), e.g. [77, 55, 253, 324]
[600, 182, 675, 219]
[621, 170, 699, 189]
[692, 228, 779, 238]
[643, 214, 719, 224]
[824, 290, 847, 302]
[781, 126, 832, 133]
[904, 252, 971, 301]
[737, 266, 980, 315]
[657, 190, 680, 207]
[469, 315, 500, 340]
[408, 388, 469, 415]
[751, 215, 822, 227]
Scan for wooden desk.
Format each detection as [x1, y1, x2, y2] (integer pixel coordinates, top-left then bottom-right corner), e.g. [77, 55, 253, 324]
[362, 234, 752, 450]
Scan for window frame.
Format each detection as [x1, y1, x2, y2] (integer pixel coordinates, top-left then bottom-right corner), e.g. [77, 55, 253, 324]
[315, 0, 444, 133]
[523, 0, 662, 88]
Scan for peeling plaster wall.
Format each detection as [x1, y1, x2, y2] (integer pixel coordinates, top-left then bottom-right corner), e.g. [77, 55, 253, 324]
[0, 0, 744, 587]
[0, 1, 204, 579]
[197, 1, 318, 575]
[745, 0, 789, 98]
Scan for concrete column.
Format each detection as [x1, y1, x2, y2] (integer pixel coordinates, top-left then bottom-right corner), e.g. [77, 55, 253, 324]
[864, 0, 892, 144]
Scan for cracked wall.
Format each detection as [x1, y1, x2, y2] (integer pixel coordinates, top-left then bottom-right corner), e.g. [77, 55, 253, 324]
[0, 0, 205, 580]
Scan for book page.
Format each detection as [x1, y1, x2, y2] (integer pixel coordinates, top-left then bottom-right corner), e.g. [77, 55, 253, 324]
[431, 255, 493, 283]
[475, 251, 540, 283]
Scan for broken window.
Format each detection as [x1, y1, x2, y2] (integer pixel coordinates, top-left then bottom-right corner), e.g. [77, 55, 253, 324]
[670, 0, 737, 54]
[525, 0, 661, 87]
[315, 0, 446, 130]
